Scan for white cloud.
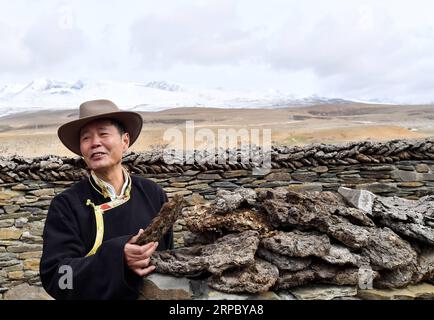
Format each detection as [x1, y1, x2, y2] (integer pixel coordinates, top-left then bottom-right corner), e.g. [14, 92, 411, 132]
[1, 0, 434, 103]
[0, 22, 31, 72]
[22, 9, 87, 67]
[130, 1, 265, 68]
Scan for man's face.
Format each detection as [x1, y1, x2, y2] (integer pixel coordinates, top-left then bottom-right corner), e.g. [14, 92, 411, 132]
[79, 119, 129, 172]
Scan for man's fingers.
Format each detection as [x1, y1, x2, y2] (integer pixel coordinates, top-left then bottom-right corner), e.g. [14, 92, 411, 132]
[125, 241, 158, 257]
[134, 265, 156, 277]
[131, 258, 150, 269]
[141, 241, 158, 257]
[127, 229, 144, 244]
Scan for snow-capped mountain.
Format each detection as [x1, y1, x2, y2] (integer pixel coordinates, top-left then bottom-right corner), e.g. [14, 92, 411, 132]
[0, 78, 373, 117]
[142, 81, 183, 92]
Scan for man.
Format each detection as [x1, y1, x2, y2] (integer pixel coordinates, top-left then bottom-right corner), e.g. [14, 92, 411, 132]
[40, 99, 173, 300]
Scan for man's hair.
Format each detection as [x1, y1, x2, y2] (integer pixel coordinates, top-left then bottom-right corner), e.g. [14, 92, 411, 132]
[107, 118, 126, 136]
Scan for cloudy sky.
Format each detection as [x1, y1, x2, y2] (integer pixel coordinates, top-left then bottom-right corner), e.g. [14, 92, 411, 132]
[1, 0, 434, 103]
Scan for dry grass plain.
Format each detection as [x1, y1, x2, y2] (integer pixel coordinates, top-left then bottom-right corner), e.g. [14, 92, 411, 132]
[0, 103, 433, 157]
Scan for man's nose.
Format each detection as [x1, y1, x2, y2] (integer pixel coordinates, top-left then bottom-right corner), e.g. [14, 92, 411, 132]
[90, 135, 102, 148]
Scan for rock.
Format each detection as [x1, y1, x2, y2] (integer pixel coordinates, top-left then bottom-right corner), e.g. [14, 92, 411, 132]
[275, 270, 316, 289]
[358, 282, 434, 300]
[210, 181, 239, 189]
[422, 173, 434, 181]
[261, 230, 331, 258]
[261, 191, 373, 249]
[333, 207, 375, 227]
[197, 173, 222, 180]
[163, 187, 185, 193]
[361, 227, 417, 270]
[286, 183, 323, 193]
[18, 251, 42, 259]
[169, 176, 194, 183]
[4, 283, 53, 300]
[315, 214, 371, 249]
[186, 184, 210, 191]
[291, 172, 318, 182]
[202, 290, 250, 300]
[264, 171, 291, 181]
[0, 252, 18, 261]
[360, 165, 394, 172]
[7, 271, 24, 280]
[257, 181, 291, 188]
[311, 166, 329, 173]
[6, 244, 42, 253]
[248, 291, 281, 300]
[0, 191, 22, 201]
[152, 231, 259, 276]
[23, 258, 40, 271]
[11, 184, 30, 191]
[312, 263, 368, 286]
[213, 187, 257, 214]
[396, 165, 415, 171]
[322, 244, 367, 267]
[182, 231, 218, 246]
[0, 260, 21, 268]
[222, 170, 249, 178]
[29, 188, 55, 197]
[256, 247, 312, 271]
[374, 263, 417, 288]
[398, 182, 425, 188]
[372, 195, 434, 245]
[392, 170, 421, 182]
[3, 205, 20, 214]
[338, 187, 376, 215]
[14, 217, 28, 228]
[0, 228, 22, 240]
[139, 273, 192, 300]
[185, 204, 271, 235]
[289, 284, 357, 300]
[208, 259, 279, 293]
[40, 161, 61, 170]
[415, 247, 434, 282]
[167, 190, 193, 197]
[183, 170, 200, 176]
[28, 221, 44, 236]
[171, 182, 188, 188]
[0, 219, 14, 228]
[356, 183, 399, 194]
[275, 291, 297, 300]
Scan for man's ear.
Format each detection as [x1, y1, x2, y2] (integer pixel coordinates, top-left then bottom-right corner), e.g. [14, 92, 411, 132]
[122, 132, 130, 151]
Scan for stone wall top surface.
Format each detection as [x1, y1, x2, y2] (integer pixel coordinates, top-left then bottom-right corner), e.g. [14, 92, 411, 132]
[1, 138, 434, 183]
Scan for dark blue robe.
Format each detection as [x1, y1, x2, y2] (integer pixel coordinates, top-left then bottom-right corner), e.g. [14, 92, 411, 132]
[40, 175, 173, 300]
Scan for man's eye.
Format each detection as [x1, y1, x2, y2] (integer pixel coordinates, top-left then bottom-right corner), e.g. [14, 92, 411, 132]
[82, 136, 89, 141]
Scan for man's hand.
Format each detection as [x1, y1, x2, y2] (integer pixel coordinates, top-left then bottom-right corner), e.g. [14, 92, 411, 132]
[124, 229, 158, 277]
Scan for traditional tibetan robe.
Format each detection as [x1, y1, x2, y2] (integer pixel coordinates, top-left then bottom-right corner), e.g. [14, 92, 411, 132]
[39, 173, 173, 300]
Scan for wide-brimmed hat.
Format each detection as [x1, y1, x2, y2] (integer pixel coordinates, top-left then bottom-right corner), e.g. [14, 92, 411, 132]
[58, 99, 143, 156]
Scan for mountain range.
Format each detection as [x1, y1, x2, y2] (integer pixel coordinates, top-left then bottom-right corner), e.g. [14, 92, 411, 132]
[0, 78, 385, 117]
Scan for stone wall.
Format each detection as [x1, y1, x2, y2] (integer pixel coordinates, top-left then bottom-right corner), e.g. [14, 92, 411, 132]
[1, 137, 434, 299]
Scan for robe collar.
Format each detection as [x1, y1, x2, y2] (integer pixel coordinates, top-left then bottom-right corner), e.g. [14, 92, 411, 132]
[89, 167, 131, 201]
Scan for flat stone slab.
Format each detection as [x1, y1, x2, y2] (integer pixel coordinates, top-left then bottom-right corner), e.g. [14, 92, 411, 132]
[3, 283, 53, 300]
[358, 282, 434, 300]
[289, 285, 357, 300]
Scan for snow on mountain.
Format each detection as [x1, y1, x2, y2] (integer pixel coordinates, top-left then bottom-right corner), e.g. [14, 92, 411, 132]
[142, 81, 183, 92]
[0, 78, 373, 117]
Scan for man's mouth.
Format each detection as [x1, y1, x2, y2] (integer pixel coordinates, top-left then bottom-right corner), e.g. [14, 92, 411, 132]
[91, 152, 107, 160]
